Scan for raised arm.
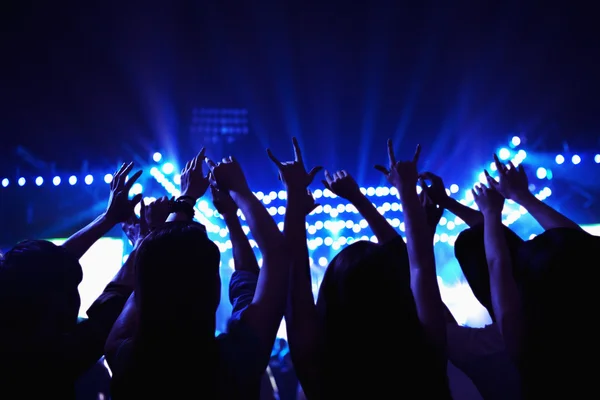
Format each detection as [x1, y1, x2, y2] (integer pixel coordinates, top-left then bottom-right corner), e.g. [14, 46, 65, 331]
[268, 138, 324, 398]
[377, 140, 446, 349]
[211, 185, 260, 276]
[62, 163, 142, 259]
[421, 172, 484, 228]
[104, 199, 173, 363]
[206, 156, 288, 352]
[323, 170, 399, 244]
[210, 184, 260, 319]
[167, 149, 210, 223]
[472, 180, 522, 361]
[489, 155, 581, 231]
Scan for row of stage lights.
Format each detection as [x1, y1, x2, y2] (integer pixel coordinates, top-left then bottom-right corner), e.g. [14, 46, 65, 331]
[0, 173, 143, 193]
[143, 137, 554, 261]
[2, 136, 596, 190]
[0, 136, 581, 264]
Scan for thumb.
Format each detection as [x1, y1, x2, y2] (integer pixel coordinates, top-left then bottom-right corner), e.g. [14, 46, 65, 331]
[131, 193, 143, 208]
[307, 166, 323, 183]
[374, 165, 389, 175]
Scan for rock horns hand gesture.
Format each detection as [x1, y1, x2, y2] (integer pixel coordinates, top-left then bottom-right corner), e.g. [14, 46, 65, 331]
[267, 137, 322, 192]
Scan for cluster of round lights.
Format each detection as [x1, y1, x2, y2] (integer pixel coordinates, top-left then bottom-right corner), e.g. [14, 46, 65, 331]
[555, 154, 600, 165]
[1, 174, 96, 188]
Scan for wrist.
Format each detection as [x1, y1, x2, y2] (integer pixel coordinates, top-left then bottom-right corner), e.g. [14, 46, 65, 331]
[397, 184, 417, 199]
[514, 190, 536, 206]
[482, 211, 502, 222]
[98, 212, 117, 228]
[438, 196, 453, 208]
[177, 195, 197, 206]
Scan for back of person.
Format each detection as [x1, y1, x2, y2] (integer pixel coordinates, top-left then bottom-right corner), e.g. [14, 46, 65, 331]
[0, 240, 84, 399]
[316, 239, 451, 399]
[108, 222, 266, 400]
[446, 323, 521, 400]
[518, 228, 599, 398]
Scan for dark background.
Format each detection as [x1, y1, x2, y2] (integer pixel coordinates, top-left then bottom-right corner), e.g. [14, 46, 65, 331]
[1, 0, 599, 242]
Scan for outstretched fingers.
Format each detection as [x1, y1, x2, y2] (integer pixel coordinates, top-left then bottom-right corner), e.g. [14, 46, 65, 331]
[292, 137, 303, 164]
[266, 149, 284, 168]
[387, 138, 396, 167]
[412, 144, 421, 164]
[204, 157, 218, 170]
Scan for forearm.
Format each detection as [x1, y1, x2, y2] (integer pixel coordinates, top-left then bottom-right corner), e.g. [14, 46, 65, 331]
[284, 191, 322, 397]
[441, 197, 484, 227]
[483, 215, 522, 358]
[224, 213, 259, 274]
[232, 189, 288, 347]
[350, 193, 399, 244]
[516, 191, 581, 231]
[62, 213, 115, 259]
[400, 187, 445, 348]
[231, 189, 284, 252]
[400, 189, 437, 271]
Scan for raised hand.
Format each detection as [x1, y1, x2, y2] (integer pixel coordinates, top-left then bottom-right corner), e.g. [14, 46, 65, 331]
[472, 183, 505, 216]
[205, 156, 251, 195]
[267, 137, 322, 192]
[375, 139, 421, 192]
[419, 179, 444, 231]
[105, 162, 143, 224]
[144, 196, 173, 230]
[419, 172, 450, 207]
[210, 184, 238, 217]
[180, 148, 210, 200]
[486, 154, 529, 201]
[121, 200, 149, 244]
[322, 170, 361, 200]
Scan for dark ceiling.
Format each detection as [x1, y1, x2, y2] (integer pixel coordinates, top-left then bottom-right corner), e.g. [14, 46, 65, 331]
[0, 0, 598, 174]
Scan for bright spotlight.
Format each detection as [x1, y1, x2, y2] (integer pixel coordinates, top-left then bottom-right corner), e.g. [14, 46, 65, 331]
[130, 183, 143, 195]
[84, 175, 93, 185]
[572, 155, 581, 164]
[555, 154, 564, 164]
[104, 174, 113, 184]
[595, 154, 600, 164]
[536, 167, 547, 179]
[53, 176, 61, 186]
[498, 148, 510, 160]
[18, 177, 25, 186]
[511, 136, 521, 147]
[69, 176, 77, 185]
[153, 152, 162, 162]
[162, 162, 174, 174]
[1, 178, 8, 187]
[35, 177, 44, 186]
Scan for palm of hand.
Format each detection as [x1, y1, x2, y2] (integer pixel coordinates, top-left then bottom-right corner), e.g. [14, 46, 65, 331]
[180, 149, 210, 199]
[279, 161, 313, 188]
[267, 137, 322, 191]
[145, 198, 172, 228]
[389, 161, 418, 189]
[121, 219, 143, 244]
[497, 174, 528, 200]
[211, 160, 249, 194]
[106, 162, 142, 223]
[211, 186, 238, 215]
[332, 178, 359, 197]
[474, 189, 504, 215]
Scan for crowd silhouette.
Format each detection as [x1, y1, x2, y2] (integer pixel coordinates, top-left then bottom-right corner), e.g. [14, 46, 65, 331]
[0, 137, 596, 399]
